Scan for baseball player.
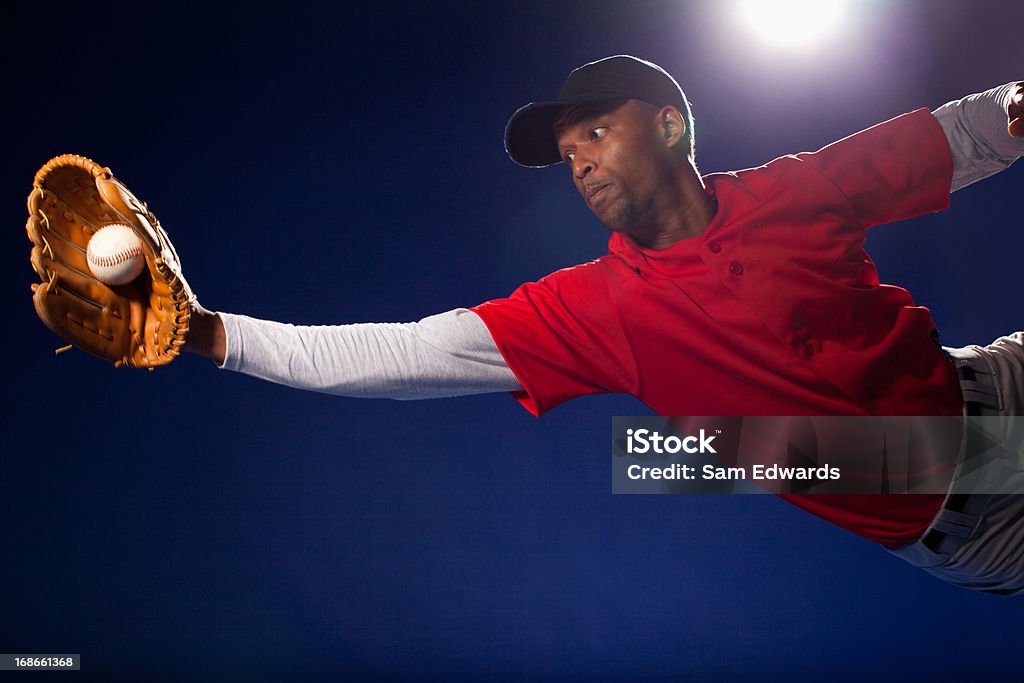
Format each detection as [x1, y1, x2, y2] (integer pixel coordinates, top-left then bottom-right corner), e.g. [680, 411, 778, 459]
[29, 56, 1024, 595]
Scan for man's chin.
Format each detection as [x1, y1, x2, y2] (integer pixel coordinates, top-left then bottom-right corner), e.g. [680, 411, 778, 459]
[589, 200, 640, 236]
[592, 209, 628, 234]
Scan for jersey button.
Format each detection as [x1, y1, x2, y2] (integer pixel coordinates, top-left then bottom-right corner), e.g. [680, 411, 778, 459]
[707, 241, 721, 253]
[729, 262, 744, 276]
[802, 343, 815, 357]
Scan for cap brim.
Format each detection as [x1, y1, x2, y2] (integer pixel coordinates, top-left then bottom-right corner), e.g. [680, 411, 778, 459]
[504, 101, 570, 168]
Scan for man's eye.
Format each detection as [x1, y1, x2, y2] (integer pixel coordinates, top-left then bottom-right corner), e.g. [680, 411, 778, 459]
[590, 126, 607, 139]
[565, 152, 575, 163]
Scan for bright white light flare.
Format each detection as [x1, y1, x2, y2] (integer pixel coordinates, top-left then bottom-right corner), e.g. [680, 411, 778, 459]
[740, 0, 847, 48]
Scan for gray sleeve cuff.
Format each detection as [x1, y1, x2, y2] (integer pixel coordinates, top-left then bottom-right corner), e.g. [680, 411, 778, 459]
[218, 311, 241, 371]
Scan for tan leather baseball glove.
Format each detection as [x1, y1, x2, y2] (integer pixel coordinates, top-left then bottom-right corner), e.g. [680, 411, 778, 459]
[26, 154, 194, 367]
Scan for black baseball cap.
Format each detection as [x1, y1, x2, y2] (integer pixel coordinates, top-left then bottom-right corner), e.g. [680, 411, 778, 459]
[504, 55, 688, 168]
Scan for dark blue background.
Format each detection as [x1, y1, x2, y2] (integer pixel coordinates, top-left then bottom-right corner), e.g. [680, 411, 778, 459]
[3, 2, 1022, 681]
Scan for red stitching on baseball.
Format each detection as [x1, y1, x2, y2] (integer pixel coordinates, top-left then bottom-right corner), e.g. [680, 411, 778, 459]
[91, 247, 143, 267]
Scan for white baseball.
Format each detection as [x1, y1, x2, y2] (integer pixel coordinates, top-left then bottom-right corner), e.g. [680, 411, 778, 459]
[86, 223, 146, 286]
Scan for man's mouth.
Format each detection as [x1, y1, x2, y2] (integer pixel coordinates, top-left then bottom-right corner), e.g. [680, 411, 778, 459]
[585, 183, 611, 205]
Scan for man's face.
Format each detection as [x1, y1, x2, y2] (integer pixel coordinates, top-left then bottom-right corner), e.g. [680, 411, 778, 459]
[554, 99, 667, 235]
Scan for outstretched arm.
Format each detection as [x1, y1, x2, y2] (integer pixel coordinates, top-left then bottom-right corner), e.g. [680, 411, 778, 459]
[933, 81, 1024, 192]
[184, 305, 523, 399]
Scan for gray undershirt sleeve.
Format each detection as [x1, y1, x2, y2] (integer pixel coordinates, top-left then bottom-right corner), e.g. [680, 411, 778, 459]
[218, 308, 523, 398]
[933, 82, 1024, 192]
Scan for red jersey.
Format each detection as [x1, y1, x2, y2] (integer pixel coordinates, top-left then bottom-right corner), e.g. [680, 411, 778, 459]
[471, 108, 962, 547]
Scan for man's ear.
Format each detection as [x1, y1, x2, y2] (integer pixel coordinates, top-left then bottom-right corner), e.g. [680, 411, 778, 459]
[657, 105, 686, 149]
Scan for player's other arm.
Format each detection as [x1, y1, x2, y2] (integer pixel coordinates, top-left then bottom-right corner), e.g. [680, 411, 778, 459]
[934, 81, 1024, 192]
[184, 304, 523, 399]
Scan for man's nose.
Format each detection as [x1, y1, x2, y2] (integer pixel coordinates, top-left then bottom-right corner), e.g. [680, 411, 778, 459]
[572, 154, 595, 179]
